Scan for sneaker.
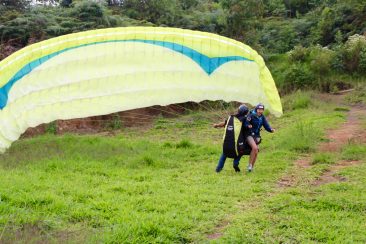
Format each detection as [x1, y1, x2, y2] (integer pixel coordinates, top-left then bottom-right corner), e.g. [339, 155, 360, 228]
[247, 164, 253, 172]
[233, 165, 240, 172]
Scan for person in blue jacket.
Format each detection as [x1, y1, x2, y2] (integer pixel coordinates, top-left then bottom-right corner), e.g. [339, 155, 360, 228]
[244, 103, 275, 172]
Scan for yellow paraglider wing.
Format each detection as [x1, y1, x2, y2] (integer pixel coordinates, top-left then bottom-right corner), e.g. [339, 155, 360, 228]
[0, 27, 282, 153]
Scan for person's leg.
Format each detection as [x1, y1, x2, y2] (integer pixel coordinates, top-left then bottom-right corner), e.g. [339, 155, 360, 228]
[246, 136, 258, 171]
[233, 155, 242, 172]
[216, 153, 227, 172]
[252, 145, 260, 167]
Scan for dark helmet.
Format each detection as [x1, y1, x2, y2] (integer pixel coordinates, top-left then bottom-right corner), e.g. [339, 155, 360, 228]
[238, 104, 249, 116]
[255, 103, 265, 111]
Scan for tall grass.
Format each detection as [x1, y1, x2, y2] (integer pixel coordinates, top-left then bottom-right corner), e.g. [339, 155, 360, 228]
[277, 121, 321, 153]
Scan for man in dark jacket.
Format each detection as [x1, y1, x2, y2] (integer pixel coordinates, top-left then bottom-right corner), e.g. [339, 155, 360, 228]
[213, 104, 249, 173]
[244, 103, 275, 172]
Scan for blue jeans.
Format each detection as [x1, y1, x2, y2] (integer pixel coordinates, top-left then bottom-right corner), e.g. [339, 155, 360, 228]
[216, 153, 242, 172]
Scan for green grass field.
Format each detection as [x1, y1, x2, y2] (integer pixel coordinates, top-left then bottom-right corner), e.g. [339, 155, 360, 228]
[0, 92, 365, 243]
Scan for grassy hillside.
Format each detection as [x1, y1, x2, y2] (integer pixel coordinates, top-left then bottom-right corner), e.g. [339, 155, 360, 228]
[1, 92, 365, 243]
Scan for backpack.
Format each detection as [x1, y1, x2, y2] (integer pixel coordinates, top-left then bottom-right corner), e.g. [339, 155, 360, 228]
[222, 115, 251, 158]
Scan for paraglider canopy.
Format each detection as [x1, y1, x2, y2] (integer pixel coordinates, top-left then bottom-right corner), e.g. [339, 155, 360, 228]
[0, 27, 282, 153]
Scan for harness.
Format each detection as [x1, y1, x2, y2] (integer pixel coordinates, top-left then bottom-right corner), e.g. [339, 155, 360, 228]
[222, 115, 251, 158]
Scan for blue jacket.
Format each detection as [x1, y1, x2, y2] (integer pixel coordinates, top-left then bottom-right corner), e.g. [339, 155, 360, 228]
[244, 110, 272, 137]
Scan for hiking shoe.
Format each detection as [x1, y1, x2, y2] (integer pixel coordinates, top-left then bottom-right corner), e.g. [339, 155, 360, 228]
[233, 165, 240, 172]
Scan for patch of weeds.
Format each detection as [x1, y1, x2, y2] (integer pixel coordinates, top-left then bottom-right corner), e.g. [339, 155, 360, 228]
[345, 86, 366, 105]
[138, 155, 160, 168]
[45, 121, 57, 134]
[283, 91, 313, 110]
[293, 93, 312, 110]
[154, 125, 166, 129]
[162, 142, 173, 148]
[342, 144, 366, 160]
[176, 139, 194, 149]
[106, 114, 122, 130]
[319, 137, 331, 142]
[329, 183, 352, 192]
[312, 153, 335, 165]
[334, 107, 350, 112]
[154, 118, 172, 129]
[280, 121, 321, 153]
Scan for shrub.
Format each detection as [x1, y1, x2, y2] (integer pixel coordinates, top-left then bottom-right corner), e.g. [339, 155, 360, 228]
[331, 48, 345, 72]
[343, 34, 366, 73]
[359, 46, 366, 73]
[283, 64, 314, 91]
[288, 45, 308, 63]
[309, 46, 334, 76]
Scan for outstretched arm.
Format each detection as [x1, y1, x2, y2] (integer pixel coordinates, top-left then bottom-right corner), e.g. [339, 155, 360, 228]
[263, 117, 275, 133]
[213, 121, 226, 128]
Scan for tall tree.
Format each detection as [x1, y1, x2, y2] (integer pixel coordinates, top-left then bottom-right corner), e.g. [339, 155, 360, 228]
[121, 0, 181, 25]
[220, 0, 264, 44]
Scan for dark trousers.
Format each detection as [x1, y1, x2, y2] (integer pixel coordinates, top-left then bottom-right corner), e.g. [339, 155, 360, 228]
[216, 153, 242, 172]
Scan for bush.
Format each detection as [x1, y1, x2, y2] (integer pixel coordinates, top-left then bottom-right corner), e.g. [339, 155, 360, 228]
[73, 1, 104, 21]
[309, 46, 334, 76]
[359, 47, 366, 73]
[283, 64, 314, 91]
[343, 34, 366, 73]
[331, 47, 345, 72]
[288, 45, 308, 62]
